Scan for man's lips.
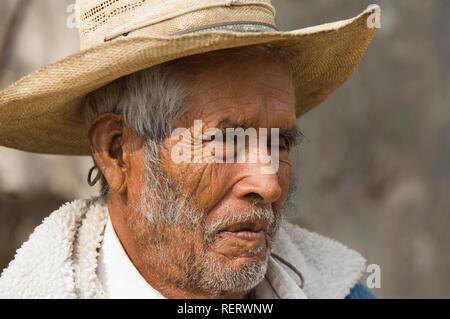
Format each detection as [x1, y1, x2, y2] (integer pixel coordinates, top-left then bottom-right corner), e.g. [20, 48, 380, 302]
[216, 221, 267, 244]
[220, 221, 266, 233]
[220, 230, 265, 242]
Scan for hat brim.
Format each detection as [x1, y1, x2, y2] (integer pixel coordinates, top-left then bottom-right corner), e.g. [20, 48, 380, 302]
[0, 6, 379, 156]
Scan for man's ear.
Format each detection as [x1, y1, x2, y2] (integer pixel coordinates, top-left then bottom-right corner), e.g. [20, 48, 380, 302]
[87, 113, 127, 193]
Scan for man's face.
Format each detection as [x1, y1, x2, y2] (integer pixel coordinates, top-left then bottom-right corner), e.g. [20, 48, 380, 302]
[125, 51, 298, 296]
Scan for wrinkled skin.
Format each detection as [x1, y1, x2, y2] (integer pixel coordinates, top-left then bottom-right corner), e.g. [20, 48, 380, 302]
[88, 50, 298, 299]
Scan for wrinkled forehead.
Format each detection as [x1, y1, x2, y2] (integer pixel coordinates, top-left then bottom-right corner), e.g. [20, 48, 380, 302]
[173, 46, 296, 130]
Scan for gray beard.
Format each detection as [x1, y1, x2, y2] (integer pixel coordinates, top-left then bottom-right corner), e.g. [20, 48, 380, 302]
[130, 141, 282, 294]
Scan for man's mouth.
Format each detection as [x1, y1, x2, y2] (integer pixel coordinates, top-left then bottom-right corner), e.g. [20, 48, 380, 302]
[217, 221, 267, 245]
[221, 230, 265, 241]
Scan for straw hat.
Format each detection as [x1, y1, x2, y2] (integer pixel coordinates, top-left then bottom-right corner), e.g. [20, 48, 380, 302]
[0, 0, 380, 156]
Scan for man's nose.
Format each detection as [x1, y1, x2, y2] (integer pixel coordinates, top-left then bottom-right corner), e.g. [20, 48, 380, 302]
[232, 174, 282, 205]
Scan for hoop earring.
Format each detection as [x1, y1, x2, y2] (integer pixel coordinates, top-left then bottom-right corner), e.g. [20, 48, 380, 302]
[87, 166, 102, 187]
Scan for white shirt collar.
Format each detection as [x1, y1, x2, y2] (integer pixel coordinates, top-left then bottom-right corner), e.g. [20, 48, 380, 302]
[97, 217, 165, 299]
[98, 217, 307, 299]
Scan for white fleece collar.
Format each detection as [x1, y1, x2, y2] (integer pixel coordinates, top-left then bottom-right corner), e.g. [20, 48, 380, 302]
[0, 198, 366, 299]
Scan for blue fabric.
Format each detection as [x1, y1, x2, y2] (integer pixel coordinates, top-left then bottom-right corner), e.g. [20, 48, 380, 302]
[345, 283, 376, 299]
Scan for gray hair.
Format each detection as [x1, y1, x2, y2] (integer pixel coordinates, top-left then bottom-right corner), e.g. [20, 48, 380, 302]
[84, 64, 187, 143]
[83, 44, 293, 194]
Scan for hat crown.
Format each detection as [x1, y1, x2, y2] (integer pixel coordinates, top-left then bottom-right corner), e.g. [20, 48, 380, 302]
[76, 0, 277, 49]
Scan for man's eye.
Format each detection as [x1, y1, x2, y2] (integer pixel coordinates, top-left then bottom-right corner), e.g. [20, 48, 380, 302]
[279, 144, 290, 152]
[268, 138, 290, 151]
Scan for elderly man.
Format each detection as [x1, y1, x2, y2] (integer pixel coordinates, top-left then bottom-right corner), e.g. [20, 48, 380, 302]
[0, 0, 379, 299]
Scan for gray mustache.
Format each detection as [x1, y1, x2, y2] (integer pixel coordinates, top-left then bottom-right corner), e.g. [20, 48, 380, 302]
[204, 206, 278, 245]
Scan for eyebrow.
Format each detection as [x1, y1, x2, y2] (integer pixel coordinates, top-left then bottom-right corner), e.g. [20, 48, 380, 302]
[215, 118, 303, 147]
[279, 126, 303, 147]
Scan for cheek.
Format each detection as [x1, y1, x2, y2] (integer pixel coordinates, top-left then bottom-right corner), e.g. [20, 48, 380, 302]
[127, 148, 147, 203]
[160, 146, 231, 211]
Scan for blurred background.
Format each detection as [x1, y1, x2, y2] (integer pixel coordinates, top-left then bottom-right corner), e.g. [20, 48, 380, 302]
[0, 0, 449, 298]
